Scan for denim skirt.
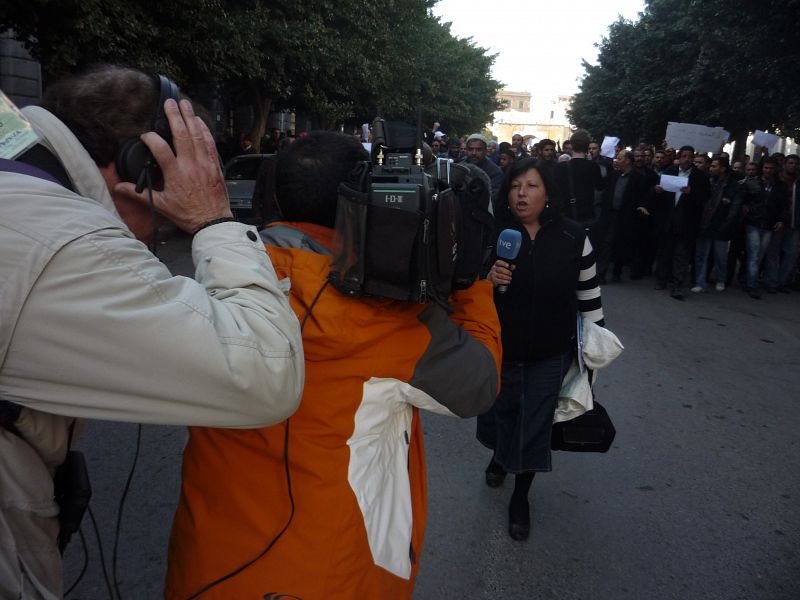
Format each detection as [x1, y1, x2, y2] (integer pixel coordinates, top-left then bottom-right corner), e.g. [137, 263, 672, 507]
[476, 349, 572, 473]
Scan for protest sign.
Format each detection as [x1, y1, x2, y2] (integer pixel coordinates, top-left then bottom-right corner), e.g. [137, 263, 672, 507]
[660, 174, 689, 193]
[600, 136, 620, 159]
[751, 130, 780, 151]
[665, 122, 729, 154]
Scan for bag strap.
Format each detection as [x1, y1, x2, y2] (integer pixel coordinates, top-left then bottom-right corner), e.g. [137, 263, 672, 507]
[0, 156, 61, 184]
[567, 160, 578, 220]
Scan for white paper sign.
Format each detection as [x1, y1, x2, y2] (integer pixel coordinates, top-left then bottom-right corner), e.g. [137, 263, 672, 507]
[600, 136, 619, 159]
[665, 122, 729, 154]
[0, 90, 40, 159]
[660, 174, 689, 193]
[752, 130, 780, 151]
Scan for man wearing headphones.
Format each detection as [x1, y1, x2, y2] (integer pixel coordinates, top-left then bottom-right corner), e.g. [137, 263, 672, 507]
[0, 65, 304, 597]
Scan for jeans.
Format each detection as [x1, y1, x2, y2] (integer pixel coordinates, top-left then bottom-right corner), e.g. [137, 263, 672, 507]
[694, 238, 729, 288]
[766, 228, 800, 288]
[476, 350, 572, 473]
[745, 225, 773, 290]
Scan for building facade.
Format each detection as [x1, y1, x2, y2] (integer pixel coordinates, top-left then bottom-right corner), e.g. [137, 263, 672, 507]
[1, 31, 41, 107]
[489, 89, 573, 147]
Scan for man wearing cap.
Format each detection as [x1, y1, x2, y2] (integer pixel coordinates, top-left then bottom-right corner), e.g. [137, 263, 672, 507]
[466, 133, 504, 206]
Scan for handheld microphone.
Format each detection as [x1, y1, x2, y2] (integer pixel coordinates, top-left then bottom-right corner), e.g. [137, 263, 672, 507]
[495, 228, 523, 294]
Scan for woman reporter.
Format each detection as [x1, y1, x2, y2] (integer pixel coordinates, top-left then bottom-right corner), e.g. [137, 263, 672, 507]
[477, 157, 604, 540]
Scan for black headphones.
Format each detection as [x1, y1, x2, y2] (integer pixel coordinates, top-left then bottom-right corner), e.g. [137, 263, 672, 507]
[115, 74, 181, 193]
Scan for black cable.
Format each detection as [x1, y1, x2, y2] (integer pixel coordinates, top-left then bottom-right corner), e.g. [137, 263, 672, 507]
[112, 423, 142, 600]
[185, 419, 294, 600]
[87, 504, 115, 599]
[64, 527, 89, 597]
[147, 167, 158, 258]
[185, 278, 329, 599]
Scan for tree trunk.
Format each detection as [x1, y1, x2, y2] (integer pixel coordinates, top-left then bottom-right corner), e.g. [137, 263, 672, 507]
[250, 87, 272, 152]
[731, 129, 749, 162]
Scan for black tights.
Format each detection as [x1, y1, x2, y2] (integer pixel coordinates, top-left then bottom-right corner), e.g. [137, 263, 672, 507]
[510, 472, 535, 519]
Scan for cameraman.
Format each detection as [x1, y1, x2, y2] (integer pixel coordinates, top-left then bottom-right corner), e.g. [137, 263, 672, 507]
[0, 65, 304, 597]
[166, 131, 502, 599]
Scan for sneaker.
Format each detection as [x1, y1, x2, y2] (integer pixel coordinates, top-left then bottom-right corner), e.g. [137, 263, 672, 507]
[690, 286, 703, 293]
[778, 286, 791, 294]
[670, 288, 685, 301]
[748, 289, 762, 299]
[715, 282, 726, 292]
[766, 287, 778, 294]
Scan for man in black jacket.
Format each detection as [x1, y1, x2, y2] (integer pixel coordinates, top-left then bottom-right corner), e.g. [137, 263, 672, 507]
[631, 147, 659, 278]
[596, 150, 647, 283]
[554, 129, 604, 238]
[651, 145, 710, 299]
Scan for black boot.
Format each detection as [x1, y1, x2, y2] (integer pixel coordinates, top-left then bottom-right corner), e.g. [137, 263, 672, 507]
[485, 456, 506, 488]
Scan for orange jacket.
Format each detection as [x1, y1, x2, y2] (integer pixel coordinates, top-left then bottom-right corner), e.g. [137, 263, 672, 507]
[166, 223, 501, 599]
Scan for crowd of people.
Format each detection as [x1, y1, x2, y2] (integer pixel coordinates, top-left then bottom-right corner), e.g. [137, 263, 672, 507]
[432, 126, 799, 301]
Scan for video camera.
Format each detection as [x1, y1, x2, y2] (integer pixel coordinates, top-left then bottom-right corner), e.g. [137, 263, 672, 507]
[329, 117, 494, 305]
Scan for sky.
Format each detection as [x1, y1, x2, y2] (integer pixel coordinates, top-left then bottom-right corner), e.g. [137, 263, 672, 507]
[432, 0, 646, 98]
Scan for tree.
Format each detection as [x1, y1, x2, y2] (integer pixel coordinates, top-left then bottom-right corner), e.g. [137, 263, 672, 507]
[569, 0, 800, 154]
[1, 0, 502, 143]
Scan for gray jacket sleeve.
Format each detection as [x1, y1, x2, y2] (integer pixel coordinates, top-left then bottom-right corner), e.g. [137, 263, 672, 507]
[1, 222, 304, 428]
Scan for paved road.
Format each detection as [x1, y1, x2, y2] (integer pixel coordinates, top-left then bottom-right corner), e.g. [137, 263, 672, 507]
[64, 230, 800, 599]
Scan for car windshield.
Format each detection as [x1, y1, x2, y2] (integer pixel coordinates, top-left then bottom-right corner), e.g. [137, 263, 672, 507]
[226, 157, 263, 180]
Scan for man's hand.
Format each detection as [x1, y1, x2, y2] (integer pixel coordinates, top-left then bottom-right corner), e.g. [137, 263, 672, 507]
[775, 221, 785, 232]
[114, 99, 232, 233]
[654, 184, 664, 194]
[637, 207, 650, 216]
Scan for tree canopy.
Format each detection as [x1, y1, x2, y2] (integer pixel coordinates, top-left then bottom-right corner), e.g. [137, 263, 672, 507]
[569, 0, 800, 152]
[0, 0, 502, 142]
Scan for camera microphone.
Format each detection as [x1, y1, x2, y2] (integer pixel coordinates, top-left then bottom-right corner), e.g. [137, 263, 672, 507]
[495, 228, 522, 294]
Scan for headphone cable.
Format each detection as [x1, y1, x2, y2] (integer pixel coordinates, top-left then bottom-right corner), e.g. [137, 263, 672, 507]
[185, 279, 329, 599]
[146, 167, 158, 258]
[111, 423, 142, 599]
[64, 528, 89, 597]
[87, 504, 115, 599]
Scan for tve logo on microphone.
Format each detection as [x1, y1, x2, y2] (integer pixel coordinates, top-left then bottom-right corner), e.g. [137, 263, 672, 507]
[496, 229, 522, 260]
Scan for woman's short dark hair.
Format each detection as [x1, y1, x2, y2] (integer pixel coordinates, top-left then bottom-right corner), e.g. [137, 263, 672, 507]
[495, 157, 560, 227]
[275, 131, 370, 227]
[41, 65, 160, 167]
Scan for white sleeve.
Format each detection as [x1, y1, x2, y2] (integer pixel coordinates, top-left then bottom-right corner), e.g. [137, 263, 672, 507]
[0, 222, 304, 428]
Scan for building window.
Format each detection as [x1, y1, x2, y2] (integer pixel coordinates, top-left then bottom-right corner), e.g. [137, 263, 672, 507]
[550, 110, 554, 119]
[518, 101, 523, 109]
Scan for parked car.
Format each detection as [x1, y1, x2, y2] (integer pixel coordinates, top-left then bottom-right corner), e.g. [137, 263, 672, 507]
[224, 153, 273, 224]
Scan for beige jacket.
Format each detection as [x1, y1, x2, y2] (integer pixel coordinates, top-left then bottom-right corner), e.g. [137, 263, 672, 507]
[0, 107, 304, 598]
